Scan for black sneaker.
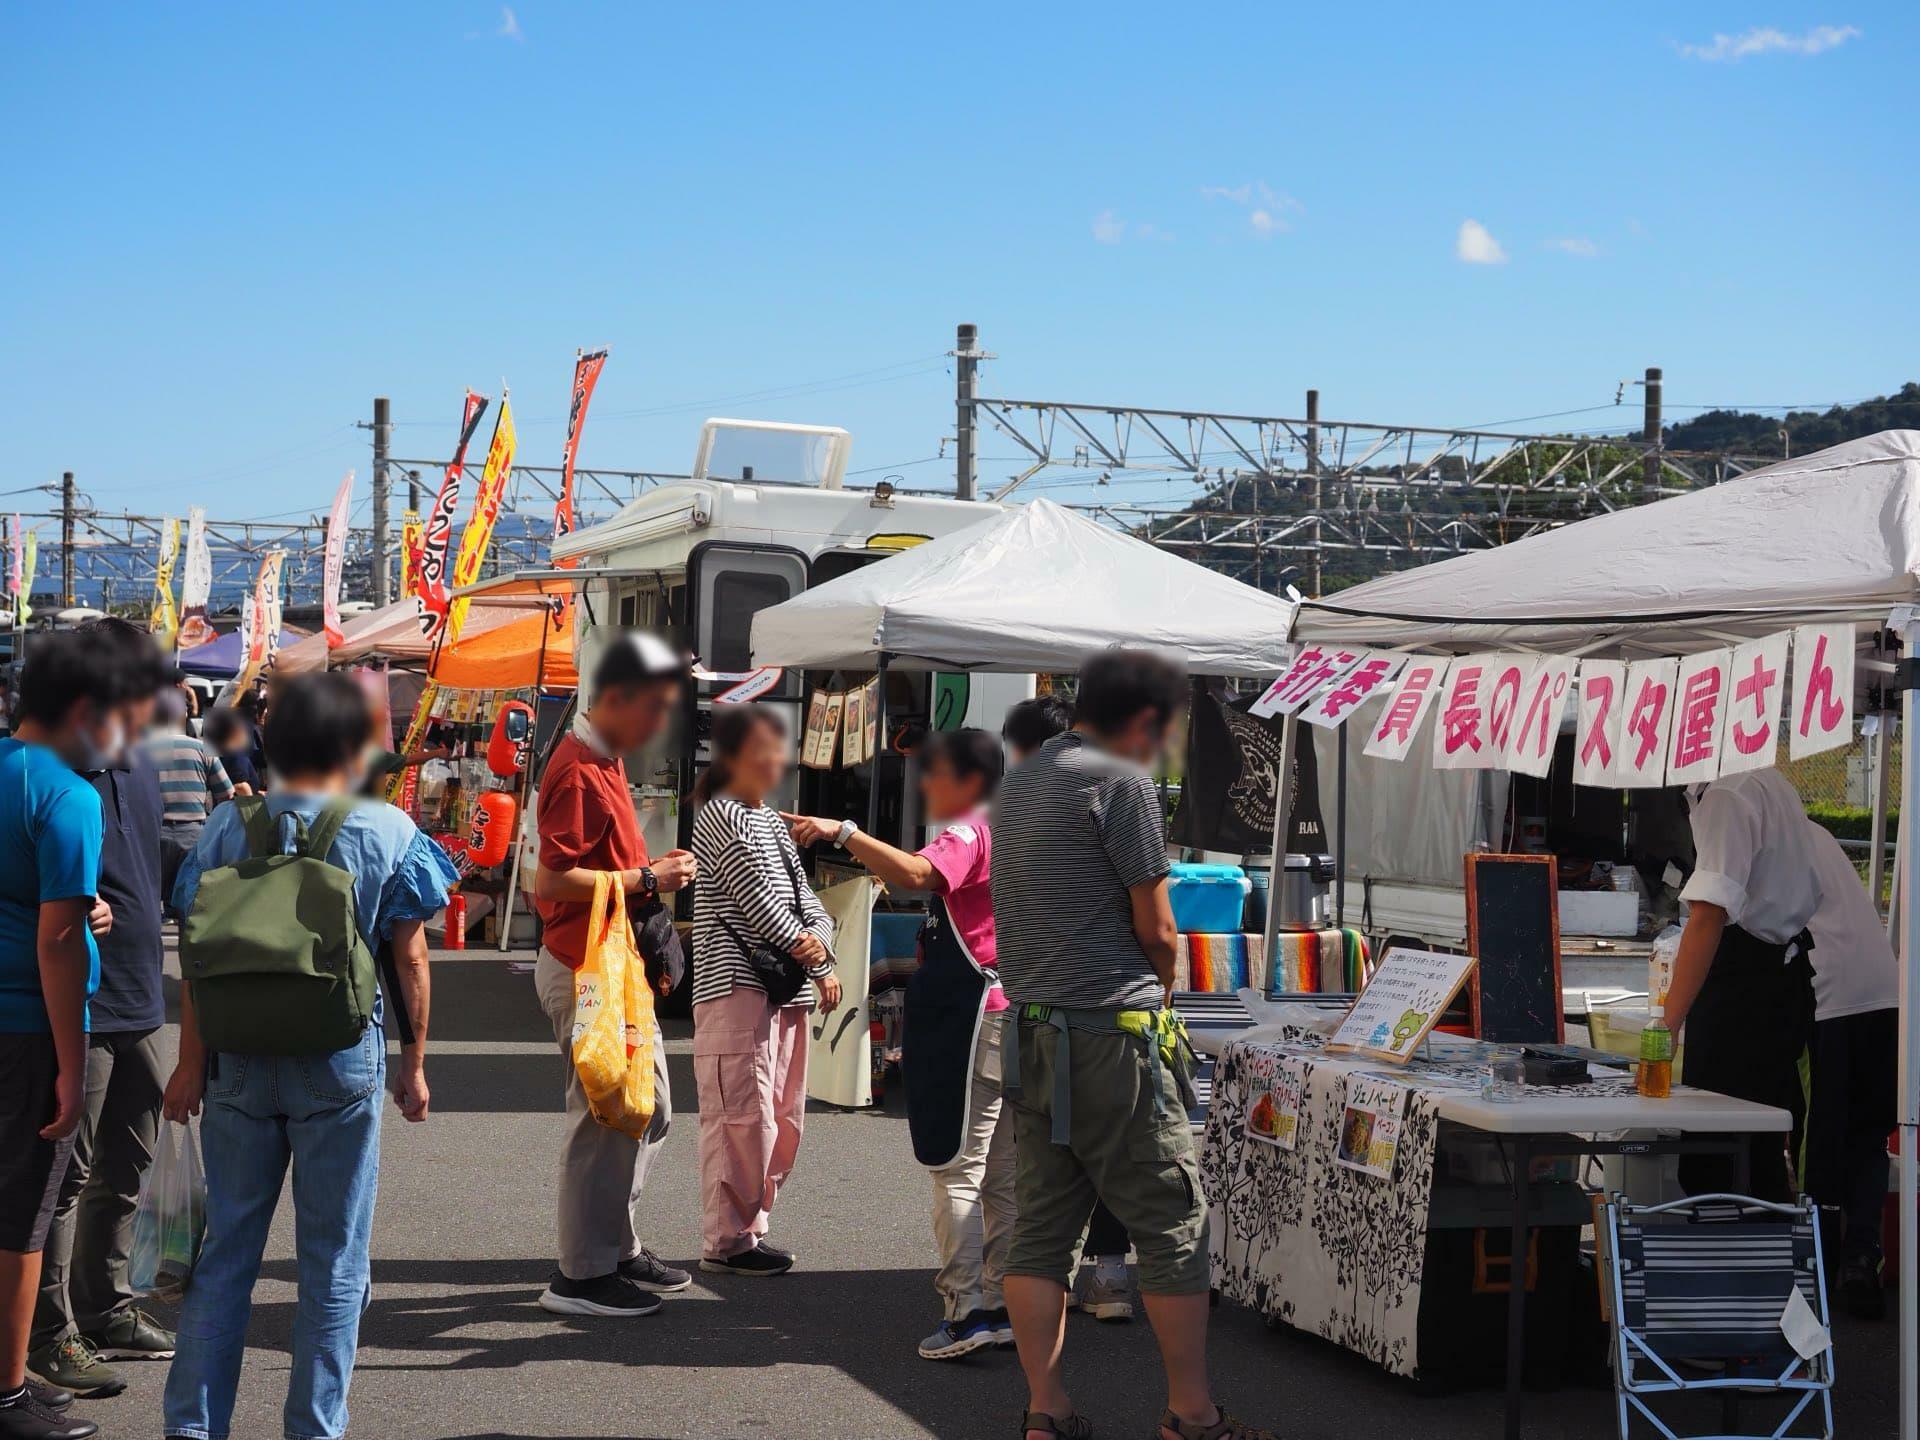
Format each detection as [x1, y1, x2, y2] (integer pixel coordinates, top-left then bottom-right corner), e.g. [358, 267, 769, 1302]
[20, 1384, 68, 1413]
[1841, 1254, 1886, 1321]
[754, 1238, 796, 1263]
[536, 1271, 664, 1318]
[618, 1247, 693, 1294]
[700, 1244, 795, 1277]
[0, 1388, 98, 1439]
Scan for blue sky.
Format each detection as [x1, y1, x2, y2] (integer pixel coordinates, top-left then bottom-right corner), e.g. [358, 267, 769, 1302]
[3, 4, 1913, 525]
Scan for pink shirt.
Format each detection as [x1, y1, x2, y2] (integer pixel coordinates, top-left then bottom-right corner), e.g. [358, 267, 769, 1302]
[918, 811, 1007, 1013]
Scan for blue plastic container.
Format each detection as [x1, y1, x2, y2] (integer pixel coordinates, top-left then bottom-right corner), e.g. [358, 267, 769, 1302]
[1168, 862, 1253, 934]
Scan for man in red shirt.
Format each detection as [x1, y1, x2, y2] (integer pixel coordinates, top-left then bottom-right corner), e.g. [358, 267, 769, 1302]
[533, 634, 696, 1320]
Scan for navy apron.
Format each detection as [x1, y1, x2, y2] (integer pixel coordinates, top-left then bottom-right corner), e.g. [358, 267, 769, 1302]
[903, 894, 992, 1168]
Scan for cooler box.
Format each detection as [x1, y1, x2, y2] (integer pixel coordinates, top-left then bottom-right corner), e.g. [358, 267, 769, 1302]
[1168, 863, 1252, 934]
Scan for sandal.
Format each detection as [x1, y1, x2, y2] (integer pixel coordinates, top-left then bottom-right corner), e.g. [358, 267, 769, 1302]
[1023, 1410, 1094, 1438]
[1154, 1407, 1277, 1440]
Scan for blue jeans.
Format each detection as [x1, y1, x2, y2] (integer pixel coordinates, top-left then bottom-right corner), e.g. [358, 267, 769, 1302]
[162, 1024, 385, 1440]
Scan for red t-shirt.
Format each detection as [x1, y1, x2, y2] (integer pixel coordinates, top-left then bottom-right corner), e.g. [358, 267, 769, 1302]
[536, 731, 648, 971]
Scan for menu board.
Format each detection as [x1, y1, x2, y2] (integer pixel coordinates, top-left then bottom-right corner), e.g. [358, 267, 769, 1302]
[842, 684, 868, 766]
[1324, 945, 1477, 1064]
[1246, 1056, 1307, 1150]
[800, 691, 832, 768]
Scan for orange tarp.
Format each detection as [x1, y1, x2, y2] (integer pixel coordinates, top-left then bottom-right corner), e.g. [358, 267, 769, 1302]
[430, 609, 577, 691]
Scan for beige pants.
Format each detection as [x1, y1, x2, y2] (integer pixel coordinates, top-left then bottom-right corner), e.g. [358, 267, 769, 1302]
[535, 947, 673, 1280]
[928, 1009, 1018, 1320]
[693, 986, 810, 1260]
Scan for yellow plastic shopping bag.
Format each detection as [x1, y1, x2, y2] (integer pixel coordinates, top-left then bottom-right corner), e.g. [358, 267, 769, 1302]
[570, 872, 656, 1138]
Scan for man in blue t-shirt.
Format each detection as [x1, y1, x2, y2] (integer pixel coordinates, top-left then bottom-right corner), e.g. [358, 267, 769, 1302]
[0, 630, 121, 1440]
[30, 620, 180, 1403]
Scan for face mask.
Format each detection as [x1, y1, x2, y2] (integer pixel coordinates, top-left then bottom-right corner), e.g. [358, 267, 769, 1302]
[79, 720, 126, 771]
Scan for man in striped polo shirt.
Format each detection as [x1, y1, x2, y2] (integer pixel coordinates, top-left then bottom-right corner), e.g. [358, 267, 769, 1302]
[139, 695, 234, 907]
[994, 650, 1272, 1440]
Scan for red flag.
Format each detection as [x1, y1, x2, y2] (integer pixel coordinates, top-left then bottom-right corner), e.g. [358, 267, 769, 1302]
[552, 350, 607, 568]
[414, 391, 489, 639]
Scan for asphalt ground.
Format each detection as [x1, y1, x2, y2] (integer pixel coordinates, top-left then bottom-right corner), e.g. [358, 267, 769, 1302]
[80, 945, 1898, 1439]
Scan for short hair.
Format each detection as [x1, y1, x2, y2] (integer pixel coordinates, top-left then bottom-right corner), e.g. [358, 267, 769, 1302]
[205, 707, 250, 749]
[1073, 649, 1188, 736]
[80, 617, 169, 703]
[17, 631, 121, 726]
[593, 630, 686, 696]
[262, 672, 373, 776]
[1002, 695, 1073, 755]
[920, 728, 1004, 798]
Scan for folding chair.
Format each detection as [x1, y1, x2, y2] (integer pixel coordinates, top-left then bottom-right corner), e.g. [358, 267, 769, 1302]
[1600, 1192, 1834, 1440]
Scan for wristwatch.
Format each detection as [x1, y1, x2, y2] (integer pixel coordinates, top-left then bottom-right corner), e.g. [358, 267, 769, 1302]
[834, 819, 861, 848]
[638, 866, 660, 897]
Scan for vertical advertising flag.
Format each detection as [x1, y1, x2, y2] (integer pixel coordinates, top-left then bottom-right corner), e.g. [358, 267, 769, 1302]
[322, 469, 355, 647]
[7, 518, 21, 628]
[20, 532, 37, 626]
[552, 349, 608, 566]
[415, 391, 490, 640]
[444, 392, 517, 646]
[176, 507, 214, 653]
[400, 512, 424, 599]
[217, 549, 285, 708]
[149, 518, 181, 648]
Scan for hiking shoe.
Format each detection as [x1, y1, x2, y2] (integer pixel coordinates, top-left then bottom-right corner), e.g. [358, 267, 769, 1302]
[83, 1306, 175, 1360]
[700, 1244, 794, 1277]
[917, 1311, 998, 1360]
[24, 1337, 124, 1399]
[537, 1271, 663, 1318]
[0, 1389, 97, 1440]
[619, 1247, 693, 1294]
[1074, 1262, 1135, 1322]
[1841, 1254, 1885, 1321]
[985, 1306, 1016, 1347]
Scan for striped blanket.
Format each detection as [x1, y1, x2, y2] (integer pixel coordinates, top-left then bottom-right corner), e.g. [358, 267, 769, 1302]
[1268, 927, 1371, 996]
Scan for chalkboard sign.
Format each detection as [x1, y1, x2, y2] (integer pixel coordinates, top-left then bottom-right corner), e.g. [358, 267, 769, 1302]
[1465, 852, 1563, 1044]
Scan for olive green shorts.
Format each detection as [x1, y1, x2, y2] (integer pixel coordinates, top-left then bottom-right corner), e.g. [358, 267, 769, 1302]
[1002, 1016, 1211, 1296]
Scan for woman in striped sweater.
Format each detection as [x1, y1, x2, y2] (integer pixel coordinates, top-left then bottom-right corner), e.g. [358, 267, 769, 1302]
[690, 704, 841, 1277]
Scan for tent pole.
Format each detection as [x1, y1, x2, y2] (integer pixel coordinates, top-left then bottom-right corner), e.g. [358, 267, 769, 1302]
[866, 654, 889, 836]
[1260, 715, 1297, 975]
[497, 624, 551, 954]
[1873, 702, 1895, 910]
[1900, 617, 1918, 1440]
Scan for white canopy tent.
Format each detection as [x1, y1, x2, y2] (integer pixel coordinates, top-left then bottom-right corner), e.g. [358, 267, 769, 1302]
[1288, 430, 1920, 1438]
[748, 496, 1298, 677]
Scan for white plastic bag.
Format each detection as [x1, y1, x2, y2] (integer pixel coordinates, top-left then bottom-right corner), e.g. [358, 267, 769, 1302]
[129, 1120, 206, 1303]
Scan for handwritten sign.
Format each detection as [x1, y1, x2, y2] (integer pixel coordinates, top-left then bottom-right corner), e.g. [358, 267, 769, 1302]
[1363, 658, 1446, 762]
[1666, 648, 1732, 785]
[1485, 655, 1536, 762]
[1251, 646, 1365, 719]
[1326, 945, 1477, 1064]
[1720, 632, 1789, 776]
[1432, 654, 1496, 771]
[1507, 657, 1575, 778]
[1573, 660, 1625, 787]
[1300, 653, 1403, 729]
[1246, 1057, 1307, 1150]
[1335, 1074, 1409, 1178]
[1617, 658, 1679, 788]
[1790, 624, 1854, 760]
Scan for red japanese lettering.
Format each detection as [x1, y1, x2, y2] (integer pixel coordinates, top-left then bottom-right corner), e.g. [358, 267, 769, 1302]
[1626, 675, 1669, 769]
[1579, 673, 1615, 770]
[1442, 665, 1485, 755]
[1731, 650, 1777, 755]
[1797, 633, 1847, 738]
[1374, 667, 1433, 745]
[1671, 665, 1723, 771]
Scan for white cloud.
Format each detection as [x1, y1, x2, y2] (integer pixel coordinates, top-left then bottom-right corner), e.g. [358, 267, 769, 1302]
[1549, 235, 1599, 258]
[1203, 181, 1301, 237]
[1679, 24, 1859, 62]
[1455, 219, 1508, 265]
[497, 5, 523, 41]
[1091, 210, 1127, 245]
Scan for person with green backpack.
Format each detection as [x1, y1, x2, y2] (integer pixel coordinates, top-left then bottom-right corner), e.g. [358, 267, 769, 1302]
[158, 672, 458, 1440]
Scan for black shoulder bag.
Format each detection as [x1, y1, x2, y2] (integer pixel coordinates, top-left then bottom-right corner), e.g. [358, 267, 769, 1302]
[719, 849, 811, 1007]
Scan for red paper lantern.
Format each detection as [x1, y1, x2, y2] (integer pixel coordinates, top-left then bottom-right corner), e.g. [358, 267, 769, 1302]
[466, 790, 518, 869]
[487, 700, 535, 780]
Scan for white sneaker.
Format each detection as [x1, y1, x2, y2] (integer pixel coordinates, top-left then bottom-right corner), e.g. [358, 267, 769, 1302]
[1073, 1262, 1135, 1323]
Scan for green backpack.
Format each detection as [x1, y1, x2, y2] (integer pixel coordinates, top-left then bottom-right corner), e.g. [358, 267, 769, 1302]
[181, 797, 377, 1057]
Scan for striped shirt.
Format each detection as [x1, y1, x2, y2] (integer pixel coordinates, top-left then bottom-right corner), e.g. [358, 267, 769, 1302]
[691, 796, 836, 1009]
[140, 733, 235, 823]
[990, 730, 1171, 1010]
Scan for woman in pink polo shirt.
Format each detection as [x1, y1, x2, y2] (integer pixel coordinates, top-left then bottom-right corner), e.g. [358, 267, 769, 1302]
[785, 728, 1012, 1360]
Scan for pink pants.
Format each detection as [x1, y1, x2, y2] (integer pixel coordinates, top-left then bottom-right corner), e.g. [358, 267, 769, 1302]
[693, 986, 810, 1259]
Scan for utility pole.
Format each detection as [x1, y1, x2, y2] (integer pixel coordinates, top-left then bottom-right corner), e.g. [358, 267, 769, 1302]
[952, 323, 983, 501]
[1641, 366, 1663, 500]
[60, 472, 76, 607]
[1305, 389, 1322, 597]
[370, 397, 392, 605]
[407, 468, 421, 514]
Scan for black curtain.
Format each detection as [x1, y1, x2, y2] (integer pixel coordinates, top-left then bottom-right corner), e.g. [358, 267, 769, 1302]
[1171, 683, 1326, 855]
